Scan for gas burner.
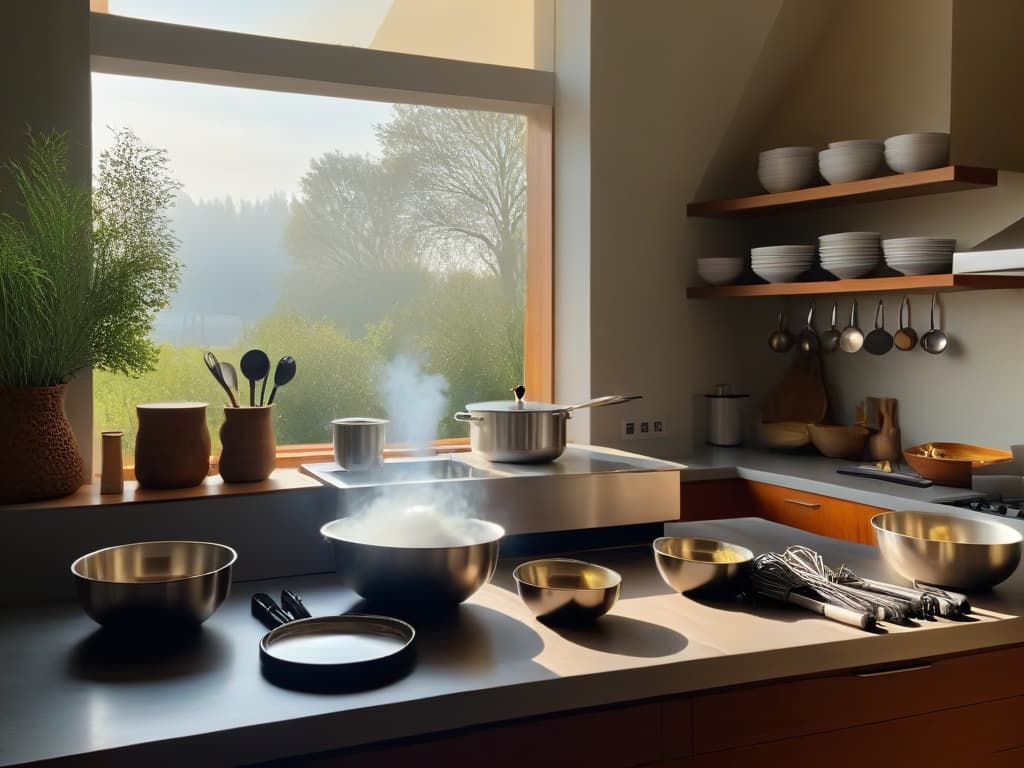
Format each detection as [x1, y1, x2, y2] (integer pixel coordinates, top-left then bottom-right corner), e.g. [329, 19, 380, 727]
[947, 496, 1023, 519]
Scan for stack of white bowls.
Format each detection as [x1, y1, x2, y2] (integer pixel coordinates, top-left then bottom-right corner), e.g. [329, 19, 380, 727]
[882, 237, 956, 275]
[884, 133, 949, 173]
[758, 147, 817, 193]
[818, 232, 881, 278]
[751, 245, 815, 283]
[697, 257, 745, 286]
[818, 140, 884, 184]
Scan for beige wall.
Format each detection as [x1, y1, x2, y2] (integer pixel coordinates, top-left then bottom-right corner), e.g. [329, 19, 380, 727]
[580, 0, 832, 455]
[372, 0, 537, 68]
[1, 0, 93, 478]
[742, 0, 1024, 449]
[574, 0, 1024, 456]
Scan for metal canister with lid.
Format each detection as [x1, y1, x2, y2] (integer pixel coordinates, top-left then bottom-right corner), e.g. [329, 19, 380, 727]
[705, 384, 748, 446]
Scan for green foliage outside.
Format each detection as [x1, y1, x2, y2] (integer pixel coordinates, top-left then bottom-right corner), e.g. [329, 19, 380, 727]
[93, 105, 527, 460]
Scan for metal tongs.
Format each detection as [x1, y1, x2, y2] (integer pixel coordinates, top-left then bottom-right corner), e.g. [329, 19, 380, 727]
[251, 589, 313, 629]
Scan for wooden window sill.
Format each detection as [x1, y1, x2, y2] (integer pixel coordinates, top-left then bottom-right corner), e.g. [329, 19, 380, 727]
[0, 468, 325, 511]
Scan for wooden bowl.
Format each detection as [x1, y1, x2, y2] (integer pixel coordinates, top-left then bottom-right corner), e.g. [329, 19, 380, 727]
[807, 424, 869, 459]
[757, 420, 810, 449]
[903, 442, 1014, 488]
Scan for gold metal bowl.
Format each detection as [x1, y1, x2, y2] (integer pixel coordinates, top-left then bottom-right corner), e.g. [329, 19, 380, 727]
[653, 537, 753, 595]
[71, 541, 237, 627]
[872, 511, 1022, 591]
[513, 558, 621, 624]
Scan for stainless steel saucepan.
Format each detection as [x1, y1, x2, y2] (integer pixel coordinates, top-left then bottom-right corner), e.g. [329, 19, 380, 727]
[455, 389, 641, 463]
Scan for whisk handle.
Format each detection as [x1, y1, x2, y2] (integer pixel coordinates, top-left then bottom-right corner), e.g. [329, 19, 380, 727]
[788, 592, 875, 630]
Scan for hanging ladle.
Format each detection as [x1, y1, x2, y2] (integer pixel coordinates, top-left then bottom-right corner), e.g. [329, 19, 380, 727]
[839, 299, 864, 353]
[864, 299, 894, 355]
[820, 300, 841, 354]
[920, 293, 949, 354]
[893, 295, 918, 351]
[768, 304, 794, 353]
[797, 301, 819, 354]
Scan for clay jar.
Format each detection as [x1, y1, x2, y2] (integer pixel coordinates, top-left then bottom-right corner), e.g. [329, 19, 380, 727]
[135, 402, 211, 489]
[219, 406, 276, 483]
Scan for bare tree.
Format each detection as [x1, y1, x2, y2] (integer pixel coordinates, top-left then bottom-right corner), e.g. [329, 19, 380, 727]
[377, 105, 527, 303]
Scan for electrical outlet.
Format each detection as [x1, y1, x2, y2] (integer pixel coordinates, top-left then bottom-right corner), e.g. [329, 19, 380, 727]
[623, 417, 667, 439]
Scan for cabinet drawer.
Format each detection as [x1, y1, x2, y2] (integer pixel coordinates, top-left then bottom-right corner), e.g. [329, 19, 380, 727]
[693, 644, 1024, 754]
[688, 695, 1024, 767]
[745, 481, 836, 537]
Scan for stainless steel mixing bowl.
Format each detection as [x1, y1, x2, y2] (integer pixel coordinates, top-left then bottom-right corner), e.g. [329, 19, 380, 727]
[321, 518, 504, 606]
[513, 558, 621, 624]
[71, 541, 237, 627]
[653, 536, 754, 595]
[871, 511, 1022, 591]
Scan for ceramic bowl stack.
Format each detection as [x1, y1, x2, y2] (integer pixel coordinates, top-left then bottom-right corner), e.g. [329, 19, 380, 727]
[818, 140, 884, 184]
[758, 147, 817, 193]
[882, 237, 956, 275]
[697, 257, 745, 286]
[818, 232, 881, 279]
[751, 245, 815, 283]
[884, 133, 950, 173]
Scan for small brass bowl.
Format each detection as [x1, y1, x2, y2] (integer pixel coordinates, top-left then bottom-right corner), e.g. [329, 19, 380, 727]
[71, 541, 237, 627]
[653, 537, 753, 595]
[513, 558, 621, 624]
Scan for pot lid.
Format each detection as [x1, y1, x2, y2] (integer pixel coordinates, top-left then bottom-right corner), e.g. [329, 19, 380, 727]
[465, 399, 567, 413]
[466, 384, 568, 413]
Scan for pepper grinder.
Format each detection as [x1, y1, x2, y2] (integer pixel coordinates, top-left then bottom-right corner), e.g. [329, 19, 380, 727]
[100, 430, 125, 494]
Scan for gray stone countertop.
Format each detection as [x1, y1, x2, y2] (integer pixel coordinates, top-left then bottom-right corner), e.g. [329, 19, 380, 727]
[675, 446, 994, 512]
[2, 518, 1022, 768]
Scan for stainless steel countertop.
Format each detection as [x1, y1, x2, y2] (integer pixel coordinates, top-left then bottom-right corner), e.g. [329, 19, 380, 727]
[2, 518, 1021, 768]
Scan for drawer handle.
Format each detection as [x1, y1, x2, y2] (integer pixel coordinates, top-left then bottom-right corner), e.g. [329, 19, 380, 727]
[783, 498, 821, 509]
[854, 661, 933, 678]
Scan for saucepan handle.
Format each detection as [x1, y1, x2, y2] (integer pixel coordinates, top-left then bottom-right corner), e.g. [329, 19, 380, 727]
[454, 411, 483, 423]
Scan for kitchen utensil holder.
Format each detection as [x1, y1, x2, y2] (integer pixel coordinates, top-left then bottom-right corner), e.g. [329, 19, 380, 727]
[219, 405, 276, 483]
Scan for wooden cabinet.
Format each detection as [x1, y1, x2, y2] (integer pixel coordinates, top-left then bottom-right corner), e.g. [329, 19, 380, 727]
[680, 479, 886, 544]
[745, 482, 836, 537]
[259, 644, 1024, 768]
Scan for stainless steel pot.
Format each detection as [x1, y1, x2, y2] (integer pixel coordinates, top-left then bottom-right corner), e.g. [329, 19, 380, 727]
[454, 393, 640, 463]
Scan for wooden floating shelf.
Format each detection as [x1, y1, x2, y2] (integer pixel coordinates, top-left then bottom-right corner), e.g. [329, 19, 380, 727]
[686, 166, 998, 218]
[686, 273, 1024, 299]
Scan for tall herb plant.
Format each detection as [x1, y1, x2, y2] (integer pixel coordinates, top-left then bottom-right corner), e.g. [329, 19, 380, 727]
[0, 129, 181, 387]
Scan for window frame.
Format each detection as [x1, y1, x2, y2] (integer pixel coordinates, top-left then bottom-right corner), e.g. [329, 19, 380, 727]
[88, 11, 554, 472]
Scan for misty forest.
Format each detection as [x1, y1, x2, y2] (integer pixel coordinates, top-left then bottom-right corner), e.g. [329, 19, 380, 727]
[94, 105, 527, 454]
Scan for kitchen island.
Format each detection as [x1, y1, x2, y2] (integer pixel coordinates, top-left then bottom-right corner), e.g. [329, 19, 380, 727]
[2, 518, 1022, 767]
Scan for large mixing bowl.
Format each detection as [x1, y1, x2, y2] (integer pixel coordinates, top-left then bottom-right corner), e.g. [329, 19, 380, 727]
[513, 558, 621, 624]
[321, 518, 504, 606]
[71, 541, 237, 627]
[872, 511, 1022, 591]
[653, 537, 753, 595]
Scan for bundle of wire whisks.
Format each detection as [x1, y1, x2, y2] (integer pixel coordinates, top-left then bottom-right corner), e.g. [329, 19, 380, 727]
[750, 545, 971, 630]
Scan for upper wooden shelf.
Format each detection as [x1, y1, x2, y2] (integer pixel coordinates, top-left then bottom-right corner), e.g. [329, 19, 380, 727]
[686, 166, 998, 218]
[686, 273, 1024, 299]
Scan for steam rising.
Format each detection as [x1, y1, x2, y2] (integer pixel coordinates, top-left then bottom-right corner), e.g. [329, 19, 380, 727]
[339, 484, 484, 547]
[334, 358, 482, 548]
[378, 354, 448, 448]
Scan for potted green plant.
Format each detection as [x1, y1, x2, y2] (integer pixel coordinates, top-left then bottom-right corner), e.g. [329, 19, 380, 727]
[0, 129, 181, 502]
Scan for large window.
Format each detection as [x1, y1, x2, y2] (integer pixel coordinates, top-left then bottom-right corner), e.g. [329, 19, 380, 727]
[89, 10, 552, 465]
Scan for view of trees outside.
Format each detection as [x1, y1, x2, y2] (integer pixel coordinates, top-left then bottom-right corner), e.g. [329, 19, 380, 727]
[92, 76, 527, 458]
